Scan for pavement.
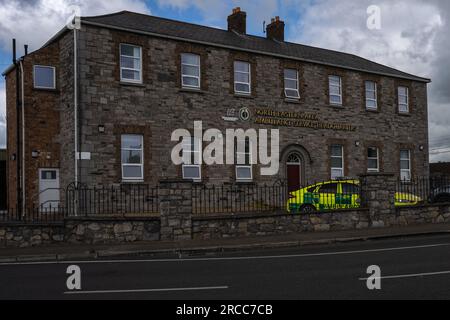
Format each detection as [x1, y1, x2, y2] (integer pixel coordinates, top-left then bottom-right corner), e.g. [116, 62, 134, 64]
[2, 232, 450, 299]
[1, 223, 450, 262]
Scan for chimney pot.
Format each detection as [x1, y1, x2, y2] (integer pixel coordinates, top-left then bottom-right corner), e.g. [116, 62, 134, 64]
[228, 7, 247, 34]
[266, 16, 285, 42]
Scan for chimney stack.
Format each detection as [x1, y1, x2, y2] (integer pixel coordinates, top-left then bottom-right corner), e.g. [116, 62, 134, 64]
[227, 7, 246, 34]
[266, 16, 285, 42]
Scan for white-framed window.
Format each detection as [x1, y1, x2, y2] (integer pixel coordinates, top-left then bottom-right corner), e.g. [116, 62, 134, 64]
[331, 145, 344, 179]
[400, 149, 411, 181]
[235, 138, 253, 181]
[329, 75, 342, 105]
[398, 86, 409, 113]
[121, 134, 144, 181]
[367, 147, 379, 172]
[181, 53, 200, 89]
[182, 137, 202, 181]
[365, 81, 377, 110]
[33, 65, 56, 89]
[120, 44, 142, 83]
[284, 69, 300, 99]
[234, 61, 251, 95]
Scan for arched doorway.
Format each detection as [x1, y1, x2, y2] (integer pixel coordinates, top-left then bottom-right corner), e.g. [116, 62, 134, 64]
[286, 153, 302, 192]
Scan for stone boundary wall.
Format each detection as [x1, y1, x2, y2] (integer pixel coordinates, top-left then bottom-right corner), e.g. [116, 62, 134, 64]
[192, 209, 370, 240]
[192, 204, 450, 241]
[1, 205, 450, 248]
[0, 217, 160, 248]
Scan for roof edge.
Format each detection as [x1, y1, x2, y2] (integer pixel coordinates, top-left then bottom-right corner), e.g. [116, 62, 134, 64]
[81, 20, 431, 83]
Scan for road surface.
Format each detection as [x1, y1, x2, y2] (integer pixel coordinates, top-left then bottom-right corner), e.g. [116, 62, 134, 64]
[1, 234, 450, 299]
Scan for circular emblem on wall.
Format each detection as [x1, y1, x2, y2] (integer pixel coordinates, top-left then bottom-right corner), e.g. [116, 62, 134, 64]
[239, 107, 251, 122]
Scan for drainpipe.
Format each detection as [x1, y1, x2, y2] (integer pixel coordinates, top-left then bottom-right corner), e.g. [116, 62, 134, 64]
[73, 28, 79, 216]
[13, 39, 21, 217]
[19, 60, 25, 217]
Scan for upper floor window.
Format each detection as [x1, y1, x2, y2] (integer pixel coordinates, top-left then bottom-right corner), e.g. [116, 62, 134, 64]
[330, 145, 344, 179]
[235, 138, 253, 182]
[182, 137, 202, 181]
[234, 61, 251, 95]
[181, 53, 200, 89]
[121, 134, 144, 181]
[367, 147, 379, 172]
[284, 69, 300, 99]
[398, 86, 409, 113]
[120, 44, 142, 83]
[400, 149, 411, 181]
[34, 65, 56, 89]
[365, 81, 378, 110]
[329, 75, 342, 105]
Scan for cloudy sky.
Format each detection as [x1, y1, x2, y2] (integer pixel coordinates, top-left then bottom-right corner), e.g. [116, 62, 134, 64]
[0, 0, 449, 162]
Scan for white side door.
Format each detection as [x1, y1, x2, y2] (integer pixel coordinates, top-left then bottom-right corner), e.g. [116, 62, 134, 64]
[39, 168, 60, 212]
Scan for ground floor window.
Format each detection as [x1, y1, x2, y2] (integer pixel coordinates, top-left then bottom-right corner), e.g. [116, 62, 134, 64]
[236, 139, 253, 182]
[182, 137, 202, 181]
[121, 134, 144, 181]
[330, 145, 344, 179]
[400, 149, 411, 181]
[367, 147, 379, 172]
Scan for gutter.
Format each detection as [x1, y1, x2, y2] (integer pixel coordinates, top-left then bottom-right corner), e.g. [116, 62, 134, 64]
[19, 60, 25, 216]
[81, 20, 431, 84]
[73, 28, 79, 216]
[1, 64, 15, 77]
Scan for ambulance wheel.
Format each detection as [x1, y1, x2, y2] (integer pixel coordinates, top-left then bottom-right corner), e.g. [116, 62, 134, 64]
[300, 205, 317, 214]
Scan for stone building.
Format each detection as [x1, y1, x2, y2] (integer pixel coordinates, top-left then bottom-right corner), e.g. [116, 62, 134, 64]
[2, 8, 430, 210]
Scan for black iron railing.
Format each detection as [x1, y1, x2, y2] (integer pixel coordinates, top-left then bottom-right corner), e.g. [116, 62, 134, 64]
[192, 183, 288, 215]
[66, 184, 159, 217]
[0, 206, 65, 224]
[397, 176, 450, 205]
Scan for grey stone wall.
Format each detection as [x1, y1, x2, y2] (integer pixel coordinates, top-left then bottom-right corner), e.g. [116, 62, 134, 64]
[159, 180, 192, 241]
[192, 209, 370, 240]
[0, 218, 160, 248]
[360, 173, 397, 218]
[192, 205, 450, 241]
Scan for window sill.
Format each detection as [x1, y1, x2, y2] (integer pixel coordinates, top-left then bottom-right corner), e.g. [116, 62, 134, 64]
[398, 112, 411, 117]
[120, 81, 145, 87]
[235, 180, 255, 185]
[365, 108, 379, 113]
[179, 88, 205, 94]
[234, 93, 254, 99]
[329, 104, 344, 109]
[284, 98, 301, 104]
[33, 88, 59, 93]
[121, 180, 145, 184]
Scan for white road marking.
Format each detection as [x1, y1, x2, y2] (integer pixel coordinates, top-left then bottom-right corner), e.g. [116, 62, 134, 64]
[359, 270, 450, 281]
[1, 242, 450, 266]
[64, 285, 229, 295]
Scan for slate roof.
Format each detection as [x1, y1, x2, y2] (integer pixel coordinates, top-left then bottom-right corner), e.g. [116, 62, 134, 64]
[81, 11, 430, 83]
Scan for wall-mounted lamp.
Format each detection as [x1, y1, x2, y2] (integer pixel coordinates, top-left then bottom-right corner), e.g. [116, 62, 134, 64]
[31, 150, 40, 158]
[10, 154, 16, 161]
[98, 125, 105, 133]
[419, 145, 425, 151]
[355, 141, 360, 147]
